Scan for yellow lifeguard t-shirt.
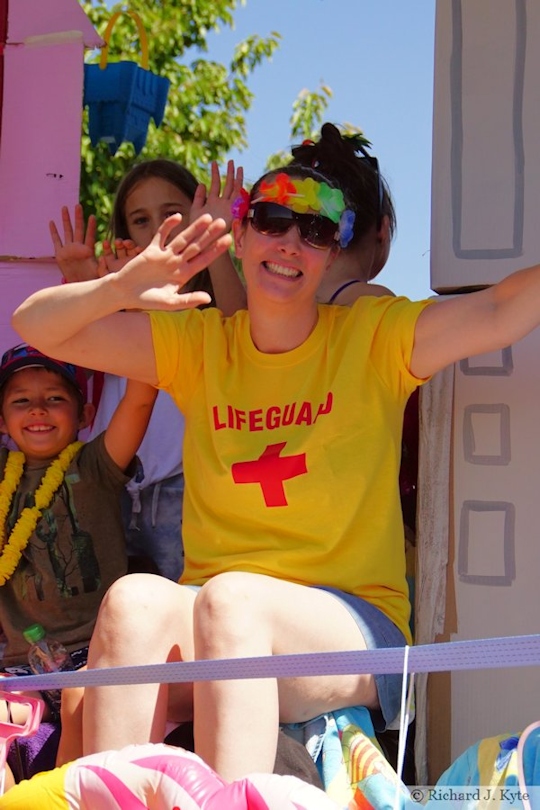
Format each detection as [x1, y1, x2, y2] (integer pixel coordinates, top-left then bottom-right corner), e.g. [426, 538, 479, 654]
[150, 295, 431, 641]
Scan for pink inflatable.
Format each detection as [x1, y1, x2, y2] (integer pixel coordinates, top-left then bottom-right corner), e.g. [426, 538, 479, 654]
[0, 743, 340, 809]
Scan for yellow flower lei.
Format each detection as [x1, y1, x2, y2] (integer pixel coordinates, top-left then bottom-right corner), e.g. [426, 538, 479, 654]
[0, 441, 83, 585]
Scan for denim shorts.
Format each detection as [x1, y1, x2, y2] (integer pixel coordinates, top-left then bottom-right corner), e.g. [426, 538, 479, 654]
[315, 586, 407, 731]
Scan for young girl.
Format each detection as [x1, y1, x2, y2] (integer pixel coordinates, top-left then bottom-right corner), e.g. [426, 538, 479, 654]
[50, 160, 246, 581]
[14, 125, 540, 782]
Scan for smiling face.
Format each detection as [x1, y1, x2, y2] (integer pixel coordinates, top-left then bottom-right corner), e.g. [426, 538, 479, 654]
[0, 368, 93, 464]
[124, 177, 193, 248]
[233, 205, 337, 308]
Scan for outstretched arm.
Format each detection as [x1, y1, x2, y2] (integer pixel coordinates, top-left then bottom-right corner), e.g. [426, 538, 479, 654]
[191, 161, 247, 315]
[104, 379, 158, 471]
[411, 263, 540, 379]
[13, 214, 232, 384]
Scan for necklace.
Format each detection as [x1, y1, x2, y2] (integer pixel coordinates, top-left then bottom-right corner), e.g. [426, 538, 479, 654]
[0, 441, 83, 585]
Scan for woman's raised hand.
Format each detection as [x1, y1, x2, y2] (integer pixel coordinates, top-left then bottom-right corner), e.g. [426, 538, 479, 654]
[115, 213, 232, 311]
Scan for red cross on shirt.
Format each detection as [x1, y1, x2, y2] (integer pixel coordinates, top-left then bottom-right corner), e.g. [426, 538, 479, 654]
[231, 442, 307, 507]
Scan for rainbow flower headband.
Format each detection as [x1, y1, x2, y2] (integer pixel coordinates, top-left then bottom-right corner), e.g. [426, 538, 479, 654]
[232, 173, 356, 248]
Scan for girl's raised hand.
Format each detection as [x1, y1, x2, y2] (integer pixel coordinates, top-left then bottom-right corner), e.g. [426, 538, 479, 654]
[97, 238, 142, 277]
[49, 205, 99, 282]
[190, 160, 244, 230]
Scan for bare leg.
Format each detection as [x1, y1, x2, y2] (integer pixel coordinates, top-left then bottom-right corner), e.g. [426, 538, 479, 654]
[193, 573, 378, 781]
[0, 678, 47, 724]
[0, 696, 28, 791]
[0, 698, 33, 725]
[3, 762, 15, 792]
[56, 682, 84, 766]
[82, 573, 197, 755]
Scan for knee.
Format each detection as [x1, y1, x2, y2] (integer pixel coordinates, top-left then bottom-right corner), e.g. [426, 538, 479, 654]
[96, 573, 172, 634]
[194, 573, 265, 649]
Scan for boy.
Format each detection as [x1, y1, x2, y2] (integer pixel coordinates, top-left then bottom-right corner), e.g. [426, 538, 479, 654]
[0, 342, 157, 778]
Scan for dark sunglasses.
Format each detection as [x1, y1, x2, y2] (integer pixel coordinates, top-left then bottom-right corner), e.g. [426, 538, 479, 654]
[247, 202, 339, 250]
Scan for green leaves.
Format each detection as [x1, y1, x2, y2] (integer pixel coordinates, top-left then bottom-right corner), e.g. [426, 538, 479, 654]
[79, 2, 367, 241]
[80, 0, 278, 240]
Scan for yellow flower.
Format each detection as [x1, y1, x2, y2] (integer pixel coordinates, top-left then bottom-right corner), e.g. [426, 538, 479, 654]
[0, 442, 83, 585]
[292, 178, 322, 214]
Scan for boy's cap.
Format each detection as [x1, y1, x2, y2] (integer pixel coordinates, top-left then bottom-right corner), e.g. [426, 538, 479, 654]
[0, 343, 88, 402]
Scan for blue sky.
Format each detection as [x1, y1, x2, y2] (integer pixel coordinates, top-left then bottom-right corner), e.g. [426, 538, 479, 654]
[202, 1, 437, 300]
[101, 0, 436, 299]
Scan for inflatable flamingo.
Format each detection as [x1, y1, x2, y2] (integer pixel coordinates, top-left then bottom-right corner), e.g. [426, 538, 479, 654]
[0, 743, 340, 809]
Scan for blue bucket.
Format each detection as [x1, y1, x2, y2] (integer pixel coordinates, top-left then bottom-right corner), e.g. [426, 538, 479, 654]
[83, 11, 170, 155]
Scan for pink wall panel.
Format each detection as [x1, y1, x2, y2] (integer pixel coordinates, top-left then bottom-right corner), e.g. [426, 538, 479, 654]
[0, 40, 85, 257]
[0, 263, 61, 355]
[0, 3, 101, 435]
[7, 0, 101, 46]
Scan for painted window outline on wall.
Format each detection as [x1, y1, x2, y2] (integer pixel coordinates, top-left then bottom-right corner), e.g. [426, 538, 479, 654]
[458, 500, 516, 586]
[463, 403, 511, 466]
[450, 0, 526, 259]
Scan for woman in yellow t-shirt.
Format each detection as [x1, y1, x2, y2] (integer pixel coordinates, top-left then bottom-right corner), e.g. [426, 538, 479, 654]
[13, 123, 539, 784]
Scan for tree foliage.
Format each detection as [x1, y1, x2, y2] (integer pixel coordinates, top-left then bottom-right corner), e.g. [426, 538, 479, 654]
[80, 1, 366, 240]
[80, 0, 280, 237]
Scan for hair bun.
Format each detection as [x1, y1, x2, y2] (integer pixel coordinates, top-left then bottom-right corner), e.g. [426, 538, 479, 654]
[289, 122, 396, 248]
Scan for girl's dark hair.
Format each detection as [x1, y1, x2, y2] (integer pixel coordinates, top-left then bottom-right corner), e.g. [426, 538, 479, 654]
[110, 159, 214, 300]
[289, 122, 396, 248]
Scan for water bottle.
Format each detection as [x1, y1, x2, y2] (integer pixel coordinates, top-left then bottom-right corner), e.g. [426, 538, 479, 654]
[23, 623, 75, 717]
